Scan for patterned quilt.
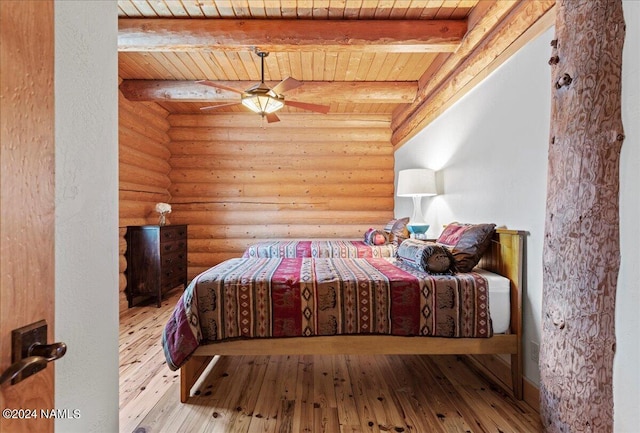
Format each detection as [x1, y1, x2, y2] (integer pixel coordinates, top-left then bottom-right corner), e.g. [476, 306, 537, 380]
[162, 257, 492, 370]
[242, 240, 397, 258]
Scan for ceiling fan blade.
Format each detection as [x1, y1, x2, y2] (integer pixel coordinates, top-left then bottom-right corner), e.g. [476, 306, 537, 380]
[196, 80, 244, 94]
[200, 101, 242, 111]
[265, 112, 280, 123]
[271, 77, 302, 95]
[285, 100, 330, 114]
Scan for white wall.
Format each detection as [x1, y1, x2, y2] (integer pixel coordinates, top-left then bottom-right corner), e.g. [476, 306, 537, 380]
[395, 27, 553, 386]
[615, 2, 639, 431]
[395, 3, 639, 429]
[55, 2, 119, 432]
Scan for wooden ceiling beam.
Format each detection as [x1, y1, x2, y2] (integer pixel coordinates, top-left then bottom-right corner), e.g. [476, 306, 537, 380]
[391, 0, 556, 148]
[119, 80, 417, 104]
[118, 19, 467, 53]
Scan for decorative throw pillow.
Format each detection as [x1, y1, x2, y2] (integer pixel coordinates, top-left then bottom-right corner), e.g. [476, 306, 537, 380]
[383, 217, 410, 246]
[363, 228, 389, 245]
[396, 239, 457, 275]
[436, 222, 496, 272]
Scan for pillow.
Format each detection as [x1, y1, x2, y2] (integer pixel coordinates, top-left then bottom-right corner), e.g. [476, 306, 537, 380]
[436, 222, 496, 272]
[383, 217, 410, 245]
[396, 239, 457, 275]
[363, 228, 389, 245]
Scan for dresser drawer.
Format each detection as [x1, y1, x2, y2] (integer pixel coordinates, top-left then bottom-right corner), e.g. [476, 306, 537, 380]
[161, 250, 186, 268]
[161, 268, 185, 283]
[161, 225, 187, 243]
[160, 239, 187, 255]
[161, 262, 186, 289]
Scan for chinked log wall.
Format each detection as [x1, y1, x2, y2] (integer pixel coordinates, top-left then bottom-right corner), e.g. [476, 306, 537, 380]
[117, 107, 395, 304]
[167, 113, 395, 279]
[118, 87, 172, 309]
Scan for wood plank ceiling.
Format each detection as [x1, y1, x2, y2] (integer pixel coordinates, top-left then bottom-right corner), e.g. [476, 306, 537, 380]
[117, 0, 555, 146]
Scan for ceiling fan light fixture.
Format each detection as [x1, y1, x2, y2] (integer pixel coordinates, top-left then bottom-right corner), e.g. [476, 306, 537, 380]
[239, 50, 285, 116]
[241, 92, 284, 115]
[198, 49, 328, 121]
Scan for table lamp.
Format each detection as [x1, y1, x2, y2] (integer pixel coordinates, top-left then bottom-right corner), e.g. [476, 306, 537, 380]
[396, 168, 437, 236]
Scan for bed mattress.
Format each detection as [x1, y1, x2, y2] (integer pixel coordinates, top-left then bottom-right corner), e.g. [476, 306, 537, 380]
[474, 268, 511, 334]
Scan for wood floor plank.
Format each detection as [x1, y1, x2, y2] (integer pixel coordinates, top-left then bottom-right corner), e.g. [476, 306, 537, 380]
[313, 354, 338, 409]
[225, 356, 271, 433]
[291, 355, 314, 433]
[119, 291, 183, 433]
[332, 356, 362, 428]
[339, 425, 364, 433]
[432, 356, 541, 432]
[119, 367, 180, 433]
[358, 355, 410, 432]
[313, 406, 340, 433]
[196, 357, 254, 433]
[131, 383, 186, 433]
[343, 355, 382, 432]
[399, 355, 477, 432]
[377, 355, 445, 433]
[273, 356, 301, 433]
[119, 295, 543, 433]
[245, 355, 289, 432]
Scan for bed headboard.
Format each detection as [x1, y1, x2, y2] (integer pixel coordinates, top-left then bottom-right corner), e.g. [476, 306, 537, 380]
[478, 228, 525, 336]
[477, 228, 525, 397]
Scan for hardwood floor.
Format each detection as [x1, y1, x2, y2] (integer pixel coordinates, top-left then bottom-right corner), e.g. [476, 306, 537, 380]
[120, 291, 542, 433]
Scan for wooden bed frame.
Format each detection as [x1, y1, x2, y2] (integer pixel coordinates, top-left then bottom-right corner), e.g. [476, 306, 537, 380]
[179, 228, 525, 403]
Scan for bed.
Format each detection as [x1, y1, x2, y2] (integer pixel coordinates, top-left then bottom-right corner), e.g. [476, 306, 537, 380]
[165, 228, 525, 403]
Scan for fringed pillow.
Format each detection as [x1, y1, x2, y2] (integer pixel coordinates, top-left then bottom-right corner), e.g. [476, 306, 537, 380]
[397, 239, 457, 275]
[383, 217, 410, 246]
[364, 228, 389, 245]
[436, 222, 496, 272]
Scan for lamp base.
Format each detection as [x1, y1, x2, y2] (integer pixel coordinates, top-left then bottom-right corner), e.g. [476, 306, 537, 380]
[407, 224, 429, 235]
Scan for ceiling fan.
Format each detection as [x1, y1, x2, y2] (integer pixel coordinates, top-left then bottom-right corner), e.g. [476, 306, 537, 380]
[197, 50, 330, 123]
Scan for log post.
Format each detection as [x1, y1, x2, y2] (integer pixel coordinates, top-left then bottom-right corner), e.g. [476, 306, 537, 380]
[541, 1, 625, 432]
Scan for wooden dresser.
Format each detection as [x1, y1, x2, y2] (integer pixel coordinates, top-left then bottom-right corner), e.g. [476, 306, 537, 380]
[125, 224, 187, 307]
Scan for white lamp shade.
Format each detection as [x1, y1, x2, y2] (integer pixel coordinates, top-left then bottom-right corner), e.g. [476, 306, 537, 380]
[396, 168, 437, 197]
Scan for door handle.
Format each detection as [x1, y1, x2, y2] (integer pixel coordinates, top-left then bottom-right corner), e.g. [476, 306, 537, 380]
[0, 356, 49, 385]
[1, 320, 67, 385]
[30, 342, 67, 362]
[0, 342, 67, 386]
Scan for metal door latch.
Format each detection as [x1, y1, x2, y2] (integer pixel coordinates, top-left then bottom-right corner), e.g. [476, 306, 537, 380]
[0, 320, 66, 385]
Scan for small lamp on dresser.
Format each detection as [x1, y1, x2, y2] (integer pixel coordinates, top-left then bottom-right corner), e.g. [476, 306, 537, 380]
[396, 168, 437, 238]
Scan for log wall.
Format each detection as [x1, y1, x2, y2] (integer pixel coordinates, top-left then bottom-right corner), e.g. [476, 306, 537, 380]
[167, 113, 395, 278]
[118, 85, 172, 309]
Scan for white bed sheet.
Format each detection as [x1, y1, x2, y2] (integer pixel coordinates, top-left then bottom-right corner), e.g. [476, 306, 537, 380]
[474, 268, 511, 334]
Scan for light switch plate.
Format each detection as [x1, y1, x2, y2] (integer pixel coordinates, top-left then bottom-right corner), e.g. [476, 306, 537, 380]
[11, 320, 48, 384]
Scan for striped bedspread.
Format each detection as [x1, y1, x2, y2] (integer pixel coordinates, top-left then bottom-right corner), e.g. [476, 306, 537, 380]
[162, 257, 492, 370]
[242, 240, 397, 258]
